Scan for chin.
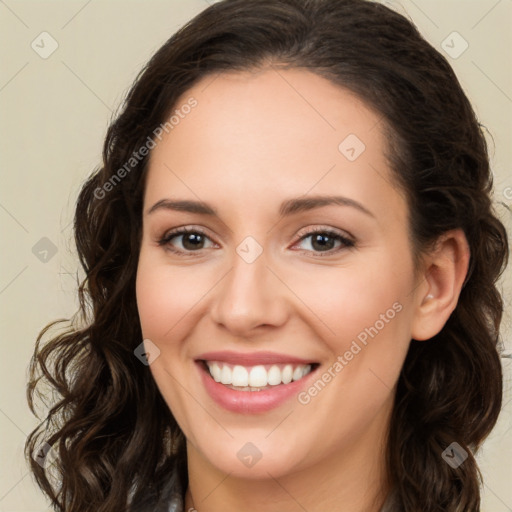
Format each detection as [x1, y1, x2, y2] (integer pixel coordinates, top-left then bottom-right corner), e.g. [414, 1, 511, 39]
[189, 434, 313, 481]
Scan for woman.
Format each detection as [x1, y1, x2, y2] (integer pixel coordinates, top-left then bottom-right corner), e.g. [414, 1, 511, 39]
[26, 0, 509, 511]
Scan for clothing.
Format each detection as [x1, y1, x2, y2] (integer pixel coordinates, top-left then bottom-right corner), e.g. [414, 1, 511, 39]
[139, 459, 400, 512]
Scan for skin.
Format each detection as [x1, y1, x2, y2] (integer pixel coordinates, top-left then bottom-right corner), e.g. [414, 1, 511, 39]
[135, 67, 469, 512]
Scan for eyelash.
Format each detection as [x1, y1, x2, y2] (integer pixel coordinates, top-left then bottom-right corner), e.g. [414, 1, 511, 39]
[157, 226, 355, 258]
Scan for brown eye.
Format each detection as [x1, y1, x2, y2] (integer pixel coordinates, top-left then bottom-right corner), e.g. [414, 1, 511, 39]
[158, 228, 215, 254]
[293, 228, 355, 256]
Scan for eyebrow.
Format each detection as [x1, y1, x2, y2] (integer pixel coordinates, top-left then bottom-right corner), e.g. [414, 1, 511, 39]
[147, 195, 375, 219]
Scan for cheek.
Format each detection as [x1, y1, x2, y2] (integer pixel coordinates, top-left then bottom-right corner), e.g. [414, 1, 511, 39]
[135, 252, 203, 339]
[295, 255, 413, 344]
[135, 264, 170, 338]
[300, 254, 415, 396]
[135, 252, 199, 427]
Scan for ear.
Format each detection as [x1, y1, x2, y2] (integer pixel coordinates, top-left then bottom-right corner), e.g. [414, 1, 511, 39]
[411, 229, 470, 341]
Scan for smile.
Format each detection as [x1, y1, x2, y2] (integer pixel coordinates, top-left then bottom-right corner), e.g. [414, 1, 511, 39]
[204, 361, 314, 391]
[195, 351, 320, 413]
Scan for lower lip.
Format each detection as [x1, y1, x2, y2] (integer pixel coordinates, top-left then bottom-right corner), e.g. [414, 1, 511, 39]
[197, 362, 318, 413]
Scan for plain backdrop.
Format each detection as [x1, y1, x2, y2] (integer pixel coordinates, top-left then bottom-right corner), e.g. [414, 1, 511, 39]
[0, 1, 511, 511]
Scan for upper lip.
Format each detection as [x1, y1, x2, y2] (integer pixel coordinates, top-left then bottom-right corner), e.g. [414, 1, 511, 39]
[196, 351, 317, 366]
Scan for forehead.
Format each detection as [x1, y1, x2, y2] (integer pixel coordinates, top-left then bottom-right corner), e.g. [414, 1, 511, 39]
[144, 68, 406, 225]
[157, 67, 385, 164]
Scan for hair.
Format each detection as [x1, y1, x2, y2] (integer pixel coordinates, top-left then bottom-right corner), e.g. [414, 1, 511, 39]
[26, 0, 509, 511]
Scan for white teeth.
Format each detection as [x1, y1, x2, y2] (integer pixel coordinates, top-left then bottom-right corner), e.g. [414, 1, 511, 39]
[292, 366, 303, 381]
[206, 361, 313, 390]
[267, 365, 281, 385]
[282, 364, 293, 384]
[220, 365, 232, 385]
[249, 365, 267, 387]
[211, 363, 222, 382]
[232, 365, 249, 387]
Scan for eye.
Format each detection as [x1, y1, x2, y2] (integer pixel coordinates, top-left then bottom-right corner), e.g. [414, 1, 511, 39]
[157, 226, 355, 257]
[292, 227, 355, 256]
[157, 227, 216, 255]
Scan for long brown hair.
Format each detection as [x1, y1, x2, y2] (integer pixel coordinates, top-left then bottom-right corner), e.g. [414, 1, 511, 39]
[26, 1, 509, 510]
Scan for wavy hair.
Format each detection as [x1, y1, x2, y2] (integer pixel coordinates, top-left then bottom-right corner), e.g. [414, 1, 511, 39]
[26, 0, 509, 510]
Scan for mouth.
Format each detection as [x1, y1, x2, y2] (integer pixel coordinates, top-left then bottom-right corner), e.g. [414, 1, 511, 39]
[200, 360, 319, 391]
[194, 351, 320, 413]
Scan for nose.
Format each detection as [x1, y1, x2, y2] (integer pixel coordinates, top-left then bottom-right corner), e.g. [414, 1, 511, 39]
[209, 248, 290, 337]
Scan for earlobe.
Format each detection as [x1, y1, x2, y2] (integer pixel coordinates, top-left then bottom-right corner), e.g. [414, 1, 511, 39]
[411, 229, 470, 341]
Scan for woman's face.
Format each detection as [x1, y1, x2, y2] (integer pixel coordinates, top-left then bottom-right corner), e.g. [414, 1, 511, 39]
[136, 68, 425, 479]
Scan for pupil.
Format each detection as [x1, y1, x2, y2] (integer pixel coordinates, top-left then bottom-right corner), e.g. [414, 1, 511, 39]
[183, 233, 203, 250]
[180, 233, 335, 252]
[312, 234, 334, 251]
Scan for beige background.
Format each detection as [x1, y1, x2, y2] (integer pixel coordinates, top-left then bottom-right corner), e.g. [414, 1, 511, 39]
[0, 1, 511, 510]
